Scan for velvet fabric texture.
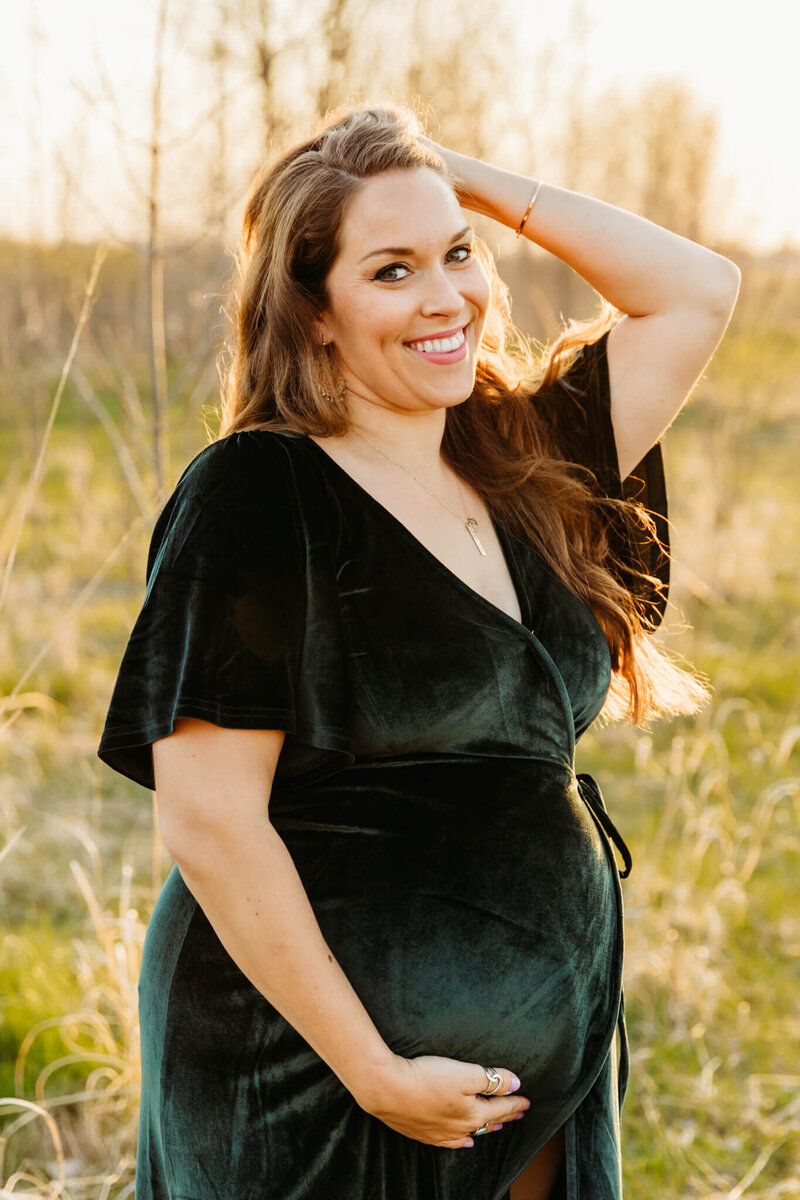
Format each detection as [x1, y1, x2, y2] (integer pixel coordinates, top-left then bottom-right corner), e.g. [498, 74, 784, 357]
[97, 330, 670, 1199]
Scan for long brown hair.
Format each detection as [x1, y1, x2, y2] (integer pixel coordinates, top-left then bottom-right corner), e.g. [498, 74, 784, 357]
[212, 103, 708, 724]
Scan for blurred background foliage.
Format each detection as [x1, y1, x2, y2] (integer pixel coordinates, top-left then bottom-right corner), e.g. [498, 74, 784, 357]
[1, 0, 798, 1195]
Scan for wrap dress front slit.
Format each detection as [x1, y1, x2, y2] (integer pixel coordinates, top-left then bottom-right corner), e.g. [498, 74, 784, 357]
[97, 330, 670, 1199]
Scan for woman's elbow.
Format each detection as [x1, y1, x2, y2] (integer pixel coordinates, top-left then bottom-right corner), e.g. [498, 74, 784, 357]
[152, 720, 284, 865]
[156, 794, 221, 867]
[706, 256, 741, 316]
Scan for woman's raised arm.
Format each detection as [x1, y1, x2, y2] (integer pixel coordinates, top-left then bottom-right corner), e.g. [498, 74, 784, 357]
[428, 141, 741, 478]
[152, 718, 531, 1148]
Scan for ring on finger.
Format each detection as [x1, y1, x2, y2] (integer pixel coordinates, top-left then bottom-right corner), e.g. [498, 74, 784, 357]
[478, 1066, 503, 1096]
[473, 1120, 493, 1136]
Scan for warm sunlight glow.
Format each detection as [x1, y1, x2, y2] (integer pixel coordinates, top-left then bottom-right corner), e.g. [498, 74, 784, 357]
[3, 0, 798, 250]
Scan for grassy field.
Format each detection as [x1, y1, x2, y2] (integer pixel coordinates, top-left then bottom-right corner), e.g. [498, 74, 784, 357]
[1, 244, 798, 1197]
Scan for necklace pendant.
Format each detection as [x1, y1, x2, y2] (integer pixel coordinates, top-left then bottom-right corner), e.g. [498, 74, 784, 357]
[465, 517, 488, 556]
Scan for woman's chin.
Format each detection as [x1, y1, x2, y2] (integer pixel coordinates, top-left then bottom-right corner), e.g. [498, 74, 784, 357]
[408, 369, 478, 408]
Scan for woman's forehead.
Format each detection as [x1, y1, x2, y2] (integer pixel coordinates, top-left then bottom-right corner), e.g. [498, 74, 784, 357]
[338, 169, 462, 258]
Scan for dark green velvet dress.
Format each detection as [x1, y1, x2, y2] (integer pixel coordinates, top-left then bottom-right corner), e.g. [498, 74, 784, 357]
[97, 330, 670, 1200]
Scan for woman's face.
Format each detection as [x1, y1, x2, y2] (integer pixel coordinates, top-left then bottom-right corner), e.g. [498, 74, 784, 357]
[318, 167, 491, 417]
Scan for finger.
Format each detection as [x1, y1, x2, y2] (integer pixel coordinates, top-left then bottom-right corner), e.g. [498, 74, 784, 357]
[440, 1136, 474, 1149]
[467, 1113, 517, 1140]
[469, 1095, 531, 1127]
[494, 1111, 527, 1126]
[469, 1064, 523, 1097]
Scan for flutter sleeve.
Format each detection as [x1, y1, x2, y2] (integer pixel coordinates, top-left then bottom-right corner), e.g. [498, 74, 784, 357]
[97, 431, 353, 791]
[534, 327, 671, 629]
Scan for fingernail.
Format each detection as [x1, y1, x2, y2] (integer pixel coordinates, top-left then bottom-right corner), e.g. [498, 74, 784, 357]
[463, 1138, 474, 1147]
[514, 1112, 525, 1120]
[509, 1073, 521, 1093]
[492, 1123, 504, 1132]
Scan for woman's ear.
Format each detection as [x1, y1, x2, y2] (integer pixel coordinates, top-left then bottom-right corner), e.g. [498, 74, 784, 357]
[314, 313, 333, 348]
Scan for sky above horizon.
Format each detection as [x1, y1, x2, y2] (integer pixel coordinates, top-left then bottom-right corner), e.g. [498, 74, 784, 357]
[3, 0, 798, 252]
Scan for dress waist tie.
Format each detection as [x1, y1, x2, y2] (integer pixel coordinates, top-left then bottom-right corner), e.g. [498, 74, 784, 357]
[575, 771, 632, 1107]
[575, 772, 632, 879]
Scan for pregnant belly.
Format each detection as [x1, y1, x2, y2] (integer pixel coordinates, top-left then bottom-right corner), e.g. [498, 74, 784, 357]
[274, 762, 624, 1102]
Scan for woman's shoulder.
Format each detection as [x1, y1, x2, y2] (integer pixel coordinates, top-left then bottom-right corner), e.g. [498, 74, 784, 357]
[175, 428, 304, 494]
[146, 430, 308, 584]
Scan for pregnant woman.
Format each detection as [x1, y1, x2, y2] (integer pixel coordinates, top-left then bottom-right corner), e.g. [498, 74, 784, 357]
[97, 104, 739, 1199]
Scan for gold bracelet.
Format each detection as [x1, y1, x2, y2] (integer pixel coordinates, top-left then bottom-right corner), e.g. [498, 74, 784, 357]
[515, 180, 543, 238]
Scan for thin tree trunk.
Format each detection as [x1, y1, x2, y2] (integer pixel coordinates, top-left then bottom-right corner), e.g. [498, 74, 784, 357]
[147, 0, 170, 496]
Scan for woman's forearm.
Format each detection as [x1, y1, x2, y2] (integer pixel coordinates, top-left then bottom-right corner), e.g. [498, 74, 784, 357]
[169, 814, 398, 1107]
[440, 148, 740, 318]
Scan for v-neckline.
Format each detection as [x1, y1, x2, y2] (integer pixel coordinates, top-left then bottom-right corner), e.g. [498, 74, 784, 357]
[300, 434, 534, 636]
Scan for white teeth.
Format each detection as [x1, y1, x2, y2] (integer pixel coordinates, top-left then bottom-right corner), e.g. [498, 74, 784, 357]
[409, 327, 466, 353]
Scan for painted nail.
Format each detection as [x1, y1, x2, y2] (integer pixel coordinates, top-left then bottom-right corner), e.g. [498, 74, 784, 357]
[509, 1073, 521, 1092]
[463, 1138, 474, 1147]
[492, 1123, 504, 1132]
[514, 1112, 525, 1120]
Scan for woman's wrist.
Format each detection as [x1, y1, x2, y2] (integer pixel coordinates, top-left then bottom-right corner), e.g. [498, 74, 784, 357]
[344, 1047, 409, 1114]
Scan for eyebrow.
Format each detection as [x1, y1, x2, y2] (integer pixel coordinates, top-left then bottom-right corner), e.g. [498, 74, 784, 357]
[358, 226, 474, 264]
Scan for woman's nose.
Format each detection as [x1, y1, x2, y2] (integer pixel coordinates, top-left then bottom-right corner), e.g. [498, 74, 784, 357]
[419, 266, 465, 317]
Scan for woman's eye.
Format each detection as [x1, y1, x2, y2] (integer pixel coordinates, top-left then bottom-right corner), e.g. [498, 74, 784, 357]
[374, 263, 410, 283]
[372, 244, 473, 283]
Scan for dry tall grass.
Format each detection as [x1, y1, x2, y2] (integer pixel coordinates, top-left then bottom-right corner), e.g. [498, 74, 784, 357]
[1, 247, 798, 1197]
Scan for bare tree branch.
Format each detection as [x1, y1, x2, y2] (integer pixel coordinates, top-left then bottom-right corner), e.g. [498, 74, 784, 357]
[66, 362, 151, 515]
[0, 244, 109, 618]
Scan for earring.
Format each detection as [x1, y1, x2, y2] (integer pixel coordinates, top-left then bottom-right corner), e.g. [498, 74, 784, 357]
[319, 373, 346, 403]
[313, 340, 345, 404]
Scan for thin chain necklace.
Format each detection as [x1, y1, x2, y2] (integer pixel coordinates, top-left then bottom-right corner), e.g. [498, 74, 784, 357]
[350, 428, 488, 556]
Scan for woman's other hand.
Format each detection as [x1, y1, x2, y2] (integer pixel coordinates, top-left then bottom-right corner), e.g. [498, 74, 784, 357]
[355, 1054, 530, 1148]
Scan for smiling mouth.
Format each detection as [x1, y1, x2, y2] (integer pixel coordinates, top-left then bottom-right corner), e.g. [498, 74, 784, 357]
[404, 325, 468, 361]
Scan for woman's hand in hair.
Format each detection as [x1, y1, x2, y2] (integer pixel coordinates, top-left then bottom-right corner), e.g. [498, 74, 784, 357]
[417, 136, 489, 216]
